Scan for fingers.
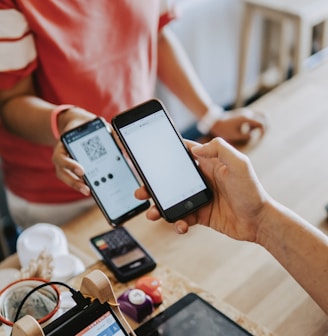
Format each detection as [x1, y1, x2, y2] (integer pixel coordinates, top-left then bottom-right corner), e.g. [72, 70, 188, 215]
[173, 220, 189, 234]
[191, 137, 226, 159]
[135, 187, 191, 234]
[183, 139, 201, 150]
[145, 205, 161, 221]
[52, 142, 90, 195]
[134, 186, 150, 200]
[241, 108, 268, 132]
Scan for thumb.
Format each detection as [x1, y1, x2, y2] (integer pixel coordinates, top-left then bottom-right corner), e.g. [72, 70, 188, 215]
[192, 138, 244, 167]
[191, 138, 224, 159]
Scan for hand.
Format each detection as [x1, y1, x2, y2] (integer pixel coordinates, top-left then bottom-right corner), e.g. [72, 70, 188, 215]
[52, 141, 90, 196]
[210, 108, 267, 145]
[51, 107, 98, 196]
[136, 138, 270, 243]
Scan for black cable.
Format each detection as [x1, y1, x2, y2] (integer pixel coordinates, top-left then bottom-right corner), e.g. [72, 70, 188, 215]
[9, 280, 89, 335]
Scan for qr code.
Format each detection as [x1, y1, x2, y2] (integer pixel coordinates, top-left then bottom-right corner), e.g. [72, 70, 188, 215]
[82, 136, 107, 161]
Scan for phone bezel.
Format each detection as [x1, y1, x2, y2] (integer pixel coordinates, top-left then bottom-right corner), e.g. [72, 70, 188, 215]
[61, 118, 150, 227]
[112, 99, 212, 223]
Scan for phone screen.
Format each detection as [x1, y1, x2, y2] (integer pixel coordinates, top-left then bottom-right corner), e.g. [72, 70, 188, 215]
[135, 293, 253, 336]
[112, 100, 212, 222]
[61, 119, 149, 226]
[76, 311, 126, 336]
[43, 300, 129, 336]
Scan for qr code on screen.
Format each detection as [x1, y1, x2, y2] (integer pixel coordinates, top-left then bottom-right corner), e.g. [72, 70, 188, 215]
[82, 136, 107, 161]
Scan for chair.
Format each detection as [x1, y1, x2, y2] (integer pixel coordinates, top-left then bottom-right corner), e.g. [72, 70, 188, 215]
[0, 158, 20, 261]
[235, 0, 328, 107]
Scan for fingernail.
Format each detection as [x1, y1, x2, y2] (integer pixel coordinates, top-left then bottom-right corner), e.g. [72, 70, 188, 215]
[191, 145, 202, 155]
[74, 168, 84, 176]
[80, 186, 89, 196]
[240, 122, 250, 134]
[176, 223, 185, 234]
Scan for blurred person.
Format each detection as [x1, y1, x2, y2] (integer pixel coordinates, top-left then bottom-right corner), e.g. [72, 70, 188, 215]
[0, 1, 265, 229]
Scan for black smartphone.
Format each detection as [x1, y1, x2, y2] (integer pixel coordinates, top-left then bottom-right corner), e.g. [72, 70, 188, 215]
[61, 118, 150, 227]
[90, 227, 156, 282]
[134, 292, 253, 335]
[112, 99, 213, 223]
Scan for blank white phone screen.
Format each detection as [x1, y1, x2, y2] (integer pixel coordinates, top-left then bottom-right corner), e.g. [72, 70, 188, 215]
[120, 110, 206, 210]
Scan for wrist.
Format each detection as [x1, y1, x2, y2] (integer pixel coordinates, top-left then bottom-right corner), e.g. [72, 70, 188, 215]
[51, 104, 75, 140]
[196, 105, 225, 135]
[254, 199, 283, 247]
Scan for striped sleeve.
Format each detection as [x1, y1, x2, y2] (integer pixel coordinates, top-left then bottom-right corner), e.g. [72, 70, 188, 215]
[0, 7, 37, 90]
[159, 0, 180, 30]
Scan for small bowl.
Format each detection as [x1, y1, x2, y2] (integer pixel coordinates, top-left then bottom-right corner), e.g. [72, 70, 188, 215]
[0, 278, 60, 327]
[16, 223, 69, 267]
[52, 253, 85, 282]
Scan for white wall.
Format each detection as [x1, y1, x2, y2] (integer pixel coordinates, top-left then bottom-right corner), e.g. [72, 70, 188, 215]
[157, 0, 261, 132]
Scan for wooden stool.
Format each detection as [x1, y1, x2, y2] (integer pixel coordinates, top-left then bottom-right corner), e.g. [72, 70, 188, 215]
[235, 0, 328, 107]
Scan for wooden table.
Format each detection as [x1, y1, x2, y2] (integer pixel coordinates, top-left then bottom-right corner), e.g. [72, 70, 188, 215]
[1, 58, 328, 335]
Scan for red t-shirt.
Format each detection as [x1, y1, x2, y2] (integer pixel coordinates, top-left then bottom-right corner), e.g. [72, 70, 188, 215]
[0, 0, 176, 203]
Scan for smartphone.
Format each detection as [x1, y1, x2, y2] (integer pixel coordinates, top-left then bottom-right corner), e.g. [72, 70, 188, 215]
[134, 292, 253, 335]
[90, 227, 156, 282]
[112, 99, 213, 223]
[61, 118, 150, 227]
[43, 298, 129, 335]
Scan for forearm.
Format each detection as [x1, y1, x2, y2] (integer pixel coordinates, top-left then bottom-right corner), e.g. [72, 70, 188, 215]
[1, 93, 94, 146]
[0, 75, 95, 146]
[257, 200, 328, 313]
[1, 94, 58, 145]
[157, 28, 212, 118]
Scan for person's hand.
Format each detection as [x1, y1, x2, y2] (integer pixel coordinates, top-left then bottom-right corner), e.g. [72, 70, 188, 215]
[52, 141, 90, 196]
[51, 107, 98, 196]
[210, 108, 267, 145]
[135, 137, 270, 243]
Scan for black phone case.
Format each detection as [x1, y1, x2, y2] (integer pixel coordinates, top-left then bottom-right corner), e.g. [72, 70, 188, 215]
[61, 118, 150, 227]
[112, 99, 212, 223]
[90, 227, 156, 283]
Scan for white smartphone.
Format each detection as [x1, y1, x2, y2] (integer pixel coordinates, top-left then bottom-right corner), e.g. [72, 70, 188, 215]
[112, 99, 213, 223]
[61, 118, 150, 227]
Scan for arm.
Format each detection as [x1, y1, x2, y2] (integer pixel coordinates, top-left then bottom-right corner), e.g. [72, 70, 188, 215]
[257, 201, 328, 314]
[157, 27, 212, 119]
[0, 75, 94, 145]
[136, 138, 328, 314]
[0, 75, 94, 195]
[157, 28, 266, 143]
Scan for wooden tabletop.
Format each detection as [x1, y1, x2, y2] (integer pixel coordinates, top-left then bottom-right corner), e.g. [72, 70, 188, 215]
[1, 59, 328, 335]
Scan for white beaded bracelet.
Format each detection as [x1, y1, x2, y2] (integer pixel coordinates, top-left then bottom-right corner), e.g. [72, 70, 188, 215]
[196, 105, 225, 135]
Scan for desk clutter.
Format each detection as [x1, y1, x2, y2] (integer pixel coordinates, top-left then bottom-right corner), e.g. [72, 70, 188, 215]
[68, 261, 275, 336]
[0, 267, 273, 336]
[16, 223, 85, 282]
[0, 222, 272, 336]
[0, 224, 85, 292]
